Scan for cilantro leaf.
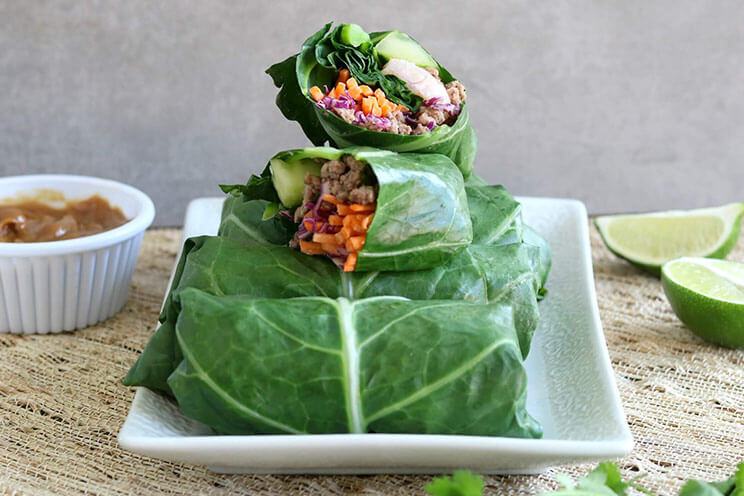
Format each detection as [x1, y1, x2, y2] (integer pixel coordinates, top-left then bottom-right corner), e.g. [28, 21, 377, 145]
[680, 463, 744, 496]
[537, 463, 653, 496]
[425, 471, 485, 496]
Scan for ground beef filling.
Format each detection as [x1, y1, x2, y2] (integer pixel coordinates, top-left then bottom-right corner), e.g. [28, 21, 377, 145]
[329, 75, 467, 135]
[293, 155, 377, 223]
[289, 155, 378, 273]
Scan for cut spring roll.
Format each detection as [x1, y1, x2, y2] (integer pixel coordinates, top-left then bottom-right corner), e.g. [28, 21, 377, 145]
[220, 147, 472, 272]
[266, 23, 477, 178]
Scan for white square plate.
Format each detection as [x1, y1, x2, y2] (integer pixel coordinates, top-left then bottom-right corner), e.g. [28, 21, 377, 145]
[118, 197, 632, 474]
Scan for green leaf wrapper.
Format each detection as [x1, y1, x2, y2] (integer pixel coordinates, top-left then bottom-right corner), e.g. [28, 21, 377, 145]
[124, 186, 550, 405]
[167, 290, 541, 438]
[266, 23, 477, 178]
[225, 147, 473, 272]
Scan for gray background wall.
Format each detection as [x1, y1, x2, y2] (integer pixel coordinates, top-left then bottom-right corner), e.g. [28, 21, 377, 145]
[1, 1, 742, 225]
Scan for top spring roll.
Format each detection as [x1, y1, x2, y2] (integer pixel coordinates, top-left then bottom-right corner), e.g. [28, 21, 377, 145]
[221, 147, 472, 272]
[266, 23, 477, 178]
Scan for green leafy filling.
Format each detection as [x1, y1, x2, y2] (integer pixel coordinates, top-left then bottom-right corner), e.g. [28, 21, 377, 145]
[313, 23, 423, 111]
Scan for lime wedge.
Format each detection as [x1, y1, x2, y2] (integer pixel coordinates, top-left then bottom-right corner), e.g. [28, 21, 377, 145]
[662, 257, 744, 348]
[595, 203, 744, 273]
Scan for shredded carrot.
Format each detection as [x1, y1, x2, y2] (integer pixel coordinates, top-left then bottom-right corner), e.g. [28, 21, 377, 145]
[348, 86, 362, 101]
[335, 82, 346, 97]
[309, 86, 324, 102]
[343, 214, 368, 234]
[350, 203, 375, 212]
[346, 236, 365, 252]
[361, 96, 374, 115]
[300, 240, 325, 255]
[343, 253, 358, 272]
[336, 204, 353, 216]
[312, 233, 339, 245]
[374, 89, 386, 106]
[309, 70, 408, 121]
[321, 243, 343, 256]
[361, 214, 374, 230]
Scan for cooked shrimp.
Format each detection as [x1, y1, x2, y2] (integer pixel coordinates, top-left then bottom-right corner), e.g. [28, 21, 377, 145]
[381, 58, 449, 103]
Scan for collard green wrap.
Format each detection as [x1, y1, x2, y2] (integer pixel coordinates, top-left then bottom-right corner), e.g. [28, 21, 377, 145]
[222, 147, 473, 272]
[167, 289, 541, 437]
[266, 23, 477, 178]
[124, 185, 549, 394]
[123, 171, 551, 438]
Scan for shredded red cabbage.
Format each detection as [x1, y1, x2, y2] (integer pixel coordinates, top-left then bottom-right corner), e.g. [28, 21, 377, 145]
[404, 114, 418, 127]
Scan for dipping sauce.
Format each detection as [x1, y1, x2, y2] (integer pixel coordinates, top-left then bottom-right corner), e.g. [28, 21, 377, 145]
[0, 195, 129, 243]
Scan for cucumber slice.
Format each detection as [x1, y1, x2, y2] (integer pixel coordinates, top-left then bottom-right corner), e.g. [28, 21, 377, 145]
[339, 24, 371, 49]
[269, 158, 322, 208]
[374, 31, 437, 68]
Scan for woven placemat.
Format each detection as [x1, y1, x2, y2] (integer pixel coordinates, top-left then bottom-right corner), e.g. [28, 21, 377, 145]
[0, 226, 742, 495]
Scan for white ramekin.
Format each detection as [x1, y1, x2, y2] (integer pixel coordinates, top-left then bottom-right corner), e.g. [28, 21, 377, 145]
[0, 175, 155, 334]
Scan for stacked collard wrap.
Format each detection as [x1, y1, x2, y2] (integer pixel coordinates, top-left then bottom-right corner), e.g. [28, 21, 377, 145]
[125, 162, 550, 437]
[266, 23, 477, 178]
[125, 23, 552, 440]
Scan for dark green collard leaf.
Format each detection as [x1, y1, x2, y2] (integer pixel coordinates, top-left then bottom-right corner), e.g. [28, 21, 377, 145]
[463, 173, 488, 187]
[123, 236, 344, 394]
[218, 197, 295, 246]
[123, 236, 205, 395]
[266, 54, 331, 146]
[265, 23, 335, 146]
[268, 23, 477, 177]
[465, 183, 550, 289]
[125, 236, 543, 395]
[168, 289, 541, 437]
[466, 185, 523, 246]
[354, 149, 472, 271]
[523, 224, 552, 290]
[356, 244, 542, 357]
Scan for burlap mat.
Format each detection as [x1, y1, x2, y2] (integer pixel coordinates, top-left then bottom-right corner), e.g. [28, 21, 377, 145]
[1, 226, 742, 496]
